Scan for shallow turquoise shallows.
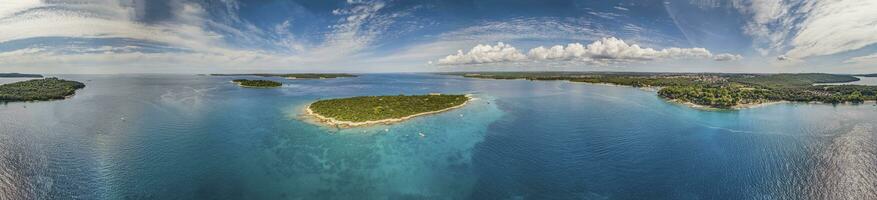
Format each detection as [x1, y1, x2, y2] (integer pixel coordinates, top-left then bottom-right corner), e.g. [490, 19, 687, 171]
[1, 74, 876, 199]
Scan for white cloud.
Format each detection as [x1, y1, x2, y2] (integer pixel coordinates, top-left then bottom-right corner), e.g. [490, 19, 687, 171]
[785, 0, 877, 58]
[0, 1, 224, 54]
[713, 53, 743, 61]
[436, 37, 741, 66]
[844, 53, 877, 64]
[436, 42, 527, 65]
[734, 0, 877, 59]
[0, 0, 412, 72]
[438, 17, 609, 43]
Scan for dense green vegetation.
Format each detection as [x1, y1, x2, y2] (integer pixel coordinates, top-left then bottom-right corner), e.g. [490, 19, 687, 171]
[446, 72, 877, 108]
[310, 94, 468, 122]
[0, 78, 85, 102]
[214, 73, 357, 79]
[862, 74, 877, 77]
[0, 73, 42, 78]
[731, 73, 859, 88]
[232, 79, 282, 88]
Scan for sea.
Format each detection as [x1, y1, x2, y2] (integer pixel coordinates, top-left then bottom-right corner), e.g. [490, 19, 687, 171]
[1, 74, 875, 199]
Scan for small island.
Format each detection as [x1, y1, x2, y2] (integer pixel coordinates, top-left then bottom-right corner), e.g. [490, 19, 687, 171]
[232, 79, 282, 88]
[0, 78, 85, 102]
[445, 72, 877, 109]
[213, 73, 357, 79]
[0, 73, 43, 78]
[306, 94, 470, 127]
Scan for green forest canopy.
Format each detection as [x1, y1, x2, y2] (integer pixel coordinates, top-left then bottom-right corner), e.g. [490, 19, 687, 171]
[448, 72, 876, 108]
[215, 73, 357, 79]
[232, 79, 282, 88]
[0, 78, 85, 101]
[310, 94, 468, 122]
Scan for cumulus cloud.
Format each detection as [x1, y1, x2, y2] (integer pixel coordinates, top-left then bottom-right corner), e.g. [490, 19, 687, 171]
[436, 37, 741, 65]
[436, 42, 527, 65]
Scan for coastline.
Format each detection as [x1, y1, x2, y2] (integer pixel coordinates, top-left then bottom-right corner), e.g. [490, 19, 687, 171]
[567, 81, 663, 92]
[231, 81, 280, 88]
[568, 81, 875, 110]
[667, 99, 876, 111]
[665, 99, 787, 111]
[304, 94, 473, 128]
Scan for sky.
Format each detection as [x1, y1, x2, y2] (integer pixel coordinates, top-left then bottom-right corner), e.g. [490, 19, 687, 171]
[0, 0, 875, 74]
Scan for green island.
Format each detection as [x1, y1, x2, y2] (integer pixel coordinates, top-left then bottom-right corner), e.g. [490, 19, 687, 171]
[232, 79, 282, 88]
[444, 72, 877, 109]
[307, 94, 470, 127]
[861, 74, 877, 77]
[0, 78, 86, 102]
[0, 73, 43, 78]
[213, 73, 357, 79]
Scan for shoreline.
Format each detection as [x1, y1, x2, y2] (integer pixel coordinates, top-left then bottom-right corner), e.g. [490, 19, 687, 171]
[304, 95, 473, 128]
[566, 80, 876, 110]
[667, 99, 876, 111]
[231, 81, 281, 88]
[665, 99, 787, 111]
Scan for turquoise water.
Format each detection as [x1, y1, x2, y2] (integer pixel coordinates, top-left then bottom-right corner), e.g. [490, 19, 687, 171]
[1, 74, 876, 199]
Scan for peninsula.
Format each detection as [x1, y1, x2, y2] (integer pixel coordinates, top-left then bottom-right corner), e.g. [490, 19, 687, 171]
[445, 72, 877, 109]
[213, 73, 357, 79]
[0, 78, 85, 102]
[306, 94, 470, 127]
[0, 73, 43, 78]
[232, 79, 282, 88]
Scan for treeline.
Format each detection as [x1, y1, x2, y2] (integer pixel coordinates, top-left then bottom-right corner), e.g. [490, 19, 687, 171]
[657, 84, 771, 108]
[232, 79, 282, 88]
[215, 73, 357, 79]
[310, 94, 468, 122]
[448, 72, 877, 108]
[730, 73, 859, 88]
[658, 73, 876, 107]
[658, 84, 876, 106]
[0, 73, 43, 78]
[0, 78, 85, 101]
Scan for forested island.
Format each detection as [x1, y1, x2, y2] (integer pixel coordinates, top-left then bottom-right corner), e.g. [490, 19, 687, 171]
[213, 73, 357, 79]
[307, 94, 470, 127]
[232, 79, 282, 88]
[0, 73, 43, 78]
[445, 72, 877, 109]
[0, 78, 85, 102]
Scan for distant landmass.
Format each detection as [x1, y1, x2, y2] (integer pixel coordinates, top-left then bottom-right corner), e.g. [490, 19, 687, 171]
[0, 78, 85, 102]
[444, 72, 876, 109]
[212, 73, 357, 79]
[231, 79, 282, 88]
[0, 73, 43, 78]
[861, 74, 877, 77]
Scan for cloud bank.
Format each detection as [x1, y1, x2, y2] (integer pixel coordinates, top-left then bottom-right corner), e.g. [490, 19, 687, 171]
[0, 0, 398, 73]
[734, 0, 877, 59]
[437, 37, 742, 65]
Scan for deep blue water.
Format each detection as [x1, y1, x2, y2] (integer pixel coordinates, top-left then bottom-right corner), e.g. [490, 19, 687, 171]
[1, 74, 876, 199]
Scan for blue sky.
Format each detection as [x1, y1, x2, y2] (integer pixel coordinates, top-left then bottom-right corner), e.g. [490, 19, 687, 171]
[0, 0, 875, 73]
